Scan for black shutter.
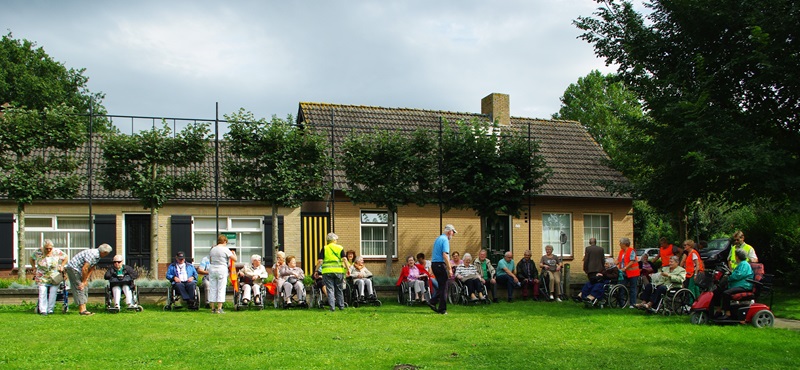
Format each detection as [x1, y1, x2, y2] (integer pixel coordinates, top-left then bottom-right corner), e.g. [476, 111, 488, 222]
[94, 214, 117, 268]
[263, 215, 284, 265]
[171, 215, 193, 261]
[0, 213, 14, 269]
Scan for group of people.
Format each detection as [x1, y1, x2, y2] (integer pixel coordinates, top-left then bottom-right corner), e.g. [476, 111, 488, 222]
[578, 232, 759, 318]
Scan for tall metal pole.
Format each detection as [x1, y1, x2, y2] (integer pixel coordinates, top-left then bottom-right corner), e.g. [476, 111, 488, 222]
[438, 116, 443, 231]
[329, 108, 335, 232]
[215, 102, 219, 236]
[88, 98, 94, 247]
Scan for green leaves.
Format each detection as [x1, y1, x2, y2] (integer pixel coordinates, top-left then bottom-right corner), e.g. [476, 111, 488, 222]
[99, 121, 211, 210]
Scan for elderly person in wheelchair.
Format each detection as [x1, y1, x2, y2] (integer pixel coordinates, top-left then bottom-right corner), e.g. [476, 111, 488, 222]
[238, 254, 268, 306]
[636, 255, 686, 311]
[350, 256, 375, 301]
[578, 257, 619, 302]
[166, 251, 199, 309]
[455, 253, 486, 301]
[279, 255, 306, 306]
[104, 255, 139, 310]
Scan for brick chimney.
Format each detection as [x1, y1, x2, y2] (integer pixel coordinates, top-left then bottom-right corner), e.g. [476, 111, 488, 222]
[481, 93, 510, 126]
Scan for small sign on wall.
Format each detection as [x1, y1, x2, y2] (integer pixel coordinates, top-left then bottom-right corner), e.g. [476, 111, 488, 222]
[223, 232, 237, 247]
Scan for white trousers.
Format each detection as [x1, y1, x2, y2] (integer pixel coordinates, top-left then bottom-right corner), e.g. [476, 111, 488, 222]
[241, 284, 261, 301]
[37, 285, 58, 314]
[111, 285, 133, 307]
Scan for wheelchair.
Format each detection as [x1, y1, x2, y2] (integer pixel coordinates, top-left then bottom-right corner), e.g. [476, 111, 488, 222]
[34, 276, 69, 315]
[539, 270, 564, 301]
[583, 282, 629, 309]
[397, 277, 431, 306]
[234, 279, 267, 311]
[348, 276, 381, 308]
[449, 278, 490, 305]
[105, 281, 143, 313]
[163, 282, 200, 311]
[278, 278, 309, 309]
[637, 284, 694, 316]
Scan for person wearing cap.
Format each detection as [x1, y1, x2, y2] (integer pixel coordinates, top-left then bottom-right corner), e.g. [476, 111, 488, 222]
[29, 239, 68, 315]
[238, 254, 268, 305]
[427, 224, 456, 315]
[66, 243, 113, 316]
[104, 255, 139, 310]
[316, 232, 349, 311]
[166, 251, 199, 310]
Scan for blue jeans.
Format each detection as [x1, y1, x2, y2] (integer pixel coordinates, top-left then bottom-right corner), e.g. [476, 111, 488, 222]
[323, 273, 345, 310]
[623, 275, 638, 305]
[496, 274, 517, 300]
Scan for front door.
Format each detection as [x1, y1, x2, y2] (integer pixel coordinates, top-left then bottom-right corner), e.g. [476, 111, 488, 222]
[125, 214, 151, 271]
[484, 215, 510, 265]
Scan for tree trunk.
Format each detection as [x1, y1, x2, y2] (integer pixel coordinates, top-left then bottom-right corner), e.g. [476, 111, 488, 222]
[150, 207, 159, 279]
[272, 204, 280, 252]
[16, 203, 26, 279]
[385, 209, 395, 276]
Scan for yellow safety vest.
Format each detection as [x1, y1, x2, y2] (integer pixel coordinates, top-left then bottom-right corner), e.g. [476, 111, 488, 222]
[729, 243, 754, 269]
[321, 242, 345, 274]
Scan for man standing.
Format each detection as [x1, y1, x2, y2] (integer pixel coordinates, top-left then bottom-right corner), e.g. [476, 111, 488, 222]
[496, 251, 521, 302]
[584, 237, 605, 279]
[166, 251, 199, 310]
[728, 230, 758, 269]
[65, 243, 112, 316]
[474, 249, 498, 303]
[317, 233, 349, 312]
[427, 224, 455, 314]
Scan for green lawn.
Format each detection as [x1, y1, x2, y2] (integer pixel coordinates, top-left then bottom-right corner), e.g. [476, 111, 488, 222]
[2, 298, 799, 369]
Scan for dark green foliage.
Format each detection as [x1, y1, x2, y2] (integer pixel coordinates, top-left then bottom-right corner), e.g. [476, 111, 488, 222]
[0, 32, 110, 131]
[100, 122, 211, 210]
[576, 0, 800, 214]
[223, 110, 329, 209]
[439, 119, 549, 220]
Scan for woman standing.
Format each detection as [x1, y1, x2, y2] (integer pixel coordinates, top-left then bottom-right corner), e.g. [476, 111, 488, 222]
[29, 240, 67, 315]
[208, 234, 236, 314]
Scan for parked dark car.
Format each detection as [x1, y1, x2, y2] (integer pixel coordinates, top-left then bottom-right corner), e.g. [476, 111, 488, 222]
[700, 238, 731, 269]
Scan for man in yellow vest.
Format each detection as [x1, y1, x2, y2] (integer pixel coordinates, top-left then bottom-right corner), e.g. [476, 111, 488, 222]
[728, 230, 758, 269]
[316, 233, 349, 312]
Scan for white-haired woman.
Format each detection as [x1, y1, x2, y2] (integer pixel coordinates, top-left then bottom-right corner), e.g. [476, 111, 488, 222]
[238, 254, 268, 305]
[636, 255, 686, 311]
[29, 239, 67, 315]
[279, 255, 306, 305]
[455, 253, 486, 301]
[350, 256, 374, 301]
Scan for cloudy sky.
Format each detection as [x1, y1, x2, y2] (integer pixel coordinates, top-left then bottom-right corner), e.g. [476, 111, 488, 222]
[3, 0, 621, 122]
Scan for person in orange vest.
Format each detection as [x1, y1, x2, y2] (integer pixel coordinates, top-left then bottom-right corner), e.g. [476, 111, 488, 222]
[682, 239, 704, 298]
[656, 237, 677, 270]
[617, 237, 640, 307]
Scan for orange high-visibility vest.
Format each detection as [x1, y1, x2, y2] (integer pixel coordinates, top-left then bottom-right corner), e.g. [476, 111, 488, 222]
[618, 247, 640, 278]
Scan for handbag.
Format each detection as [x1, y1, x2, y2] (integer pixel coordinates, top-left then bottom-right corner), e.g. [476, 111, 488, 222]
[287, 276, 298, 285]
[51, 271, 64, 285]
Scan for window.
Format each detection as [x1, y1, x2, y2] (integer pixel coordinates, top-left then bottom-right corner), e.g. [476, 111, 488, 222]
[360, 210, 396, 258]
[24, 216, 90, 266]
[542, 213, 572, 256]
[193, 217, 263, 260]
[584, 214, 612, 255]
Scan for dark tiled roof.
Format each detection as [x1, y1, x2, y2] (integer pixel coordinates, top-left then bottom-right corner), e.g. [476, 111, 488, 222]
[297, 102, 630, 199]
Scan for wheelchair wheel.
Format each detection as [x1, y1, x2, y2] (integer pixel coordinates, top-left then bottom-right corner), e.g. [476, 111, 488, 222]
[447, 281, 461, 305]
[670, 288, 694, 316]
[608, 285, 629, 309]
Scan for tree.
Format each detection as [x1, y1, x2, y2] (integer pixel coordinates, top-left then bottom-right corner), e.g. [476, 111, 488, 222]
[553, 70, 644, 161]
[440, 119, 549, 247]
[0, 32, 110, 131]
[576, 0, 800, 235]
[340, 128, 438, 275]
[223, 110, 329, 253]
[0, 105, 85, 277]
[100, 122, 211, 277]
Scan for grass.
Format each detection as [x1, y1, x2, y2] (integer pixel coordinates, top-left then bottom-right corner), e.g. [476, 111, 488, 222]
[2, 297, 800, 369]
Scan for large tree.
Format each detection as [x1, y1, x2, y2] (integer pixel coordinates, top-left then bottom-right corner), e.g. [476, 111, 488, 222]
[223, 110, 329, 253]
[576, 0, 800, 235]
[440, 119, 549, 247]
[100, 122, 211, 277]
[0, 105, 85, 277]
[340, 128, 438, 275]
[0, 32, 110, 131]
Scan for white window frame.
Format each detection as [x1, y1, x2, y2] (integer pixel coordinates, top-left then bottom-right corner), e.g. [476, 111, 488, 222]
[192, 216, 264, 262]
[359, 210, 397, 259]
[542, 213, 573, 257]
[20, 215, 91, 268]
[584, 213, 612, 256]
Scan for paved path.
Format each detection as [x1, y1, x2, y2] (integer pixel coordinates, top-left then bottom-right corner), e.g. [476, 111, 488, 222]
[775, 318, 800, 330]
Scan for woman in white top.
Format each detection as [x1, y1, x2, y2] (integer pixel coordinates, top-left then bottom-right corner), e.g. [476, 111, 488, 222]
[349, 256, 374, 300]
[208, 234, 237, 313]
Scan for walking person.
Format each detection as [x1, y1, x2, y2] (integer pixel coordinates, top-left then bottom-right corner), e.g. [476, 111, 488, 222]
[427, 224, 456, 315]
[316, 233, 349, 311]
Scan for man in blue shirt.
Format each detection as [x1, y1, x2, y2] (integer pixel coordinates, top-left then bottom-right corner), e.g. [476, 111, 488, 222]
[496, 251, 521, 302]
[427, 224, 456, 315]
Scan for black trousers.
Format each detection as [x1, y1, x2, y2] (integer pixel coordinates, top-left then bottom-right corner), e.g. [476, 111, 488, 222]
[430, 262, 449, 312]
